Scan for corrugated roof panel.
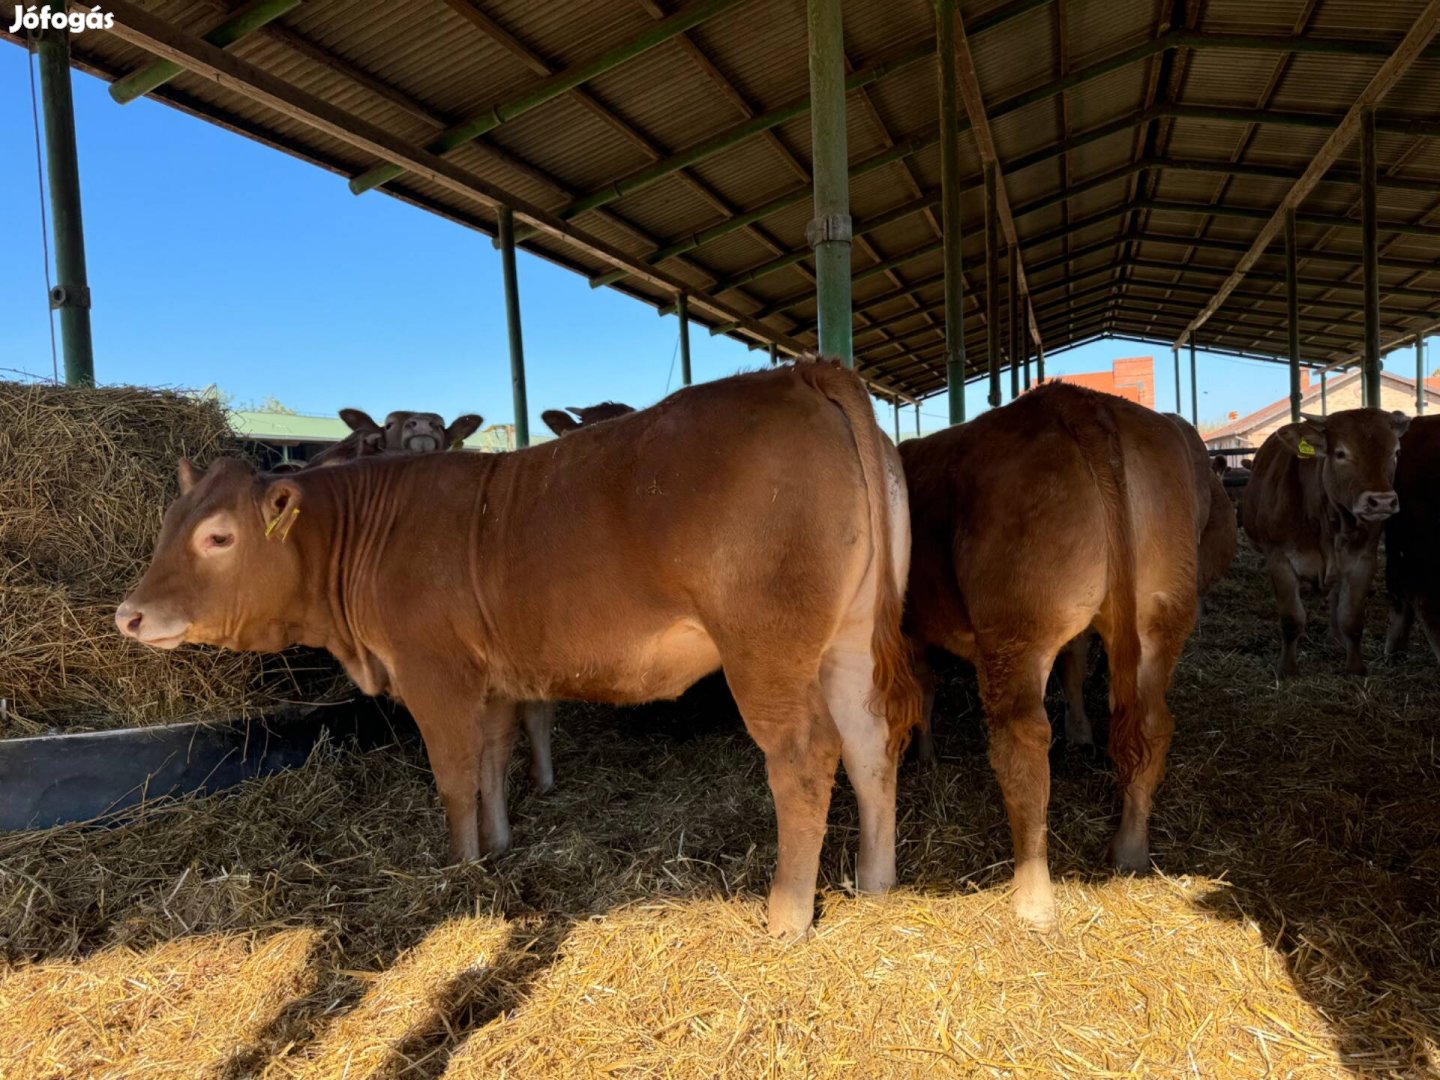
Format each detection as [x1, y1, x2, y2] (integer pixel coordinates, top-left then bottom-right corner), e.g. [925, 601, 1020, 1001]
[1197, 0, 1311, 35]
[1179, 48, 1287, 109]
[1307, 0, 1430, 37]
[1271, 54, 1383, 114]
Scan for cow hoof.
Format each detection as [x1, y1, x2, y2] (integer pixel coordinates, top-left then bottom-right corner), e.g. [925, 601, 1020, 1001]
[1109, 839, 1151, 875]
[766, 894, 816, 941]
[530, 772, 555, 795]
[1014, 892, 1058, 933]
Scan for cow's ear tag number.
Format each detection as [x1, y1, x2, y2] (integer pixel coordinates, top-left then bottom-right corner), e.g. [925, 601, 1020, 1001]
[1297, 437, 1317, 459]
[265, 506, 302, 542]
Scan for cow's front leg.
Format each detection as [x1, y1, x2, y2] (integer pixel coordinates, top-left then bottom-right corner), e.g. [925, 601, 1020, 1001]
[477, 701, 520, 854]
[1265, 553, 1306, 679]
[1335, 550, 1378, 675]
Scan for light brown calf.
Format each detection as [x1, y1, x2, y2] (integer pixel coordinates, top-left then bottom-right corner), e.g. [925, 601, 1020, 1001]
[1385, 414, 1440, 665]
[1054, 412, 1234, 748]
[1242, 409, 1408, 677]
[902, 383, 1199, 930]
[541, 401, 636, 437]
[116, 364, 918, 939]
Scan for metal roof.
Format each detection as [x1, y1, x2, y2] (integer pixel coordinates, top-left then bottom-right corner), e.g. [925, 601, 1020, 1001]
[8, 0, 1440, 401]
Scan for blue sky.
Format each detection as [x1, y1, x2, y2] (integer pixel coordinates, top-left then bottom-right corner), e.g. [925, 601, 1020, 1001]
[1, 44, 1422, 436]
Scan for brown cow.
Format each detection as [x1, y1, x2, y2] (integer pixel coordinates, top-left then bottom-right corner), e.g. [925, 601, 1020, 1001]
[308, 409, 483, 467]
[1242, 409, 1409, 678]
[1055, 413, 1235, 748]
[116, 364, 918, 939]
[541, 401, 636, 437]
[902, 383, 1199, 930]
[1385, 414, 1440, 664]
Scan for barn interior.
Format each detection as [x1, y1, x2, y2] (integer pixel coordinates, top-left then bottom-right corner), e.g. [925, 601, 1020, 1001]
[3, 0, 1440, 1075]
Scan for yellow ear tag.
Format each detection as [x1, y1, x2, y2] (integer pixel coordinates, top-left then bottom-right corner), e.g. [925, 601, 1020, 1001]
[1297, 437, 1317, 459]
[265, 506, 301, 542]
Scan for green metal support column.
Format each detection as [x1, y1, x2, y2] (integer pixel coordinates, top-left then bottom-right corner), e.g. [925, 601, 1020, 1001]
[937, 0, 965, 424]
[498, 208, 529, 448]
[806, 0, 852, 366]
[37, 16, 94, 386]
[1022, 299, 1032, 392]
[110, 0, 300, 104]
[1361, 106, 1381, 409]
[985, 162, 1000, 408]
[1285, 207, 1302, 422]
[915, 402, 922, 437]
[1188, 338, 1198, 425]
[769, 343, 778, 365]
[1418, 333, 1427, 415]
[892, 399, 900, 442]
[1173, 345, 1182, 412]
[1321, 369, 1328, 415]
[1007, 245, 1019, 401]
[677, 292, 693, 386]
[1036, 342, 1045, 384]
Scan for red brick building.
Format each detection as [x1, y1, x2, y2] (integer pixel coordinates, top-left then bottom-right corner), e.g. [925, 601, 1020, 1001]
[1042, 357, 1155, 408]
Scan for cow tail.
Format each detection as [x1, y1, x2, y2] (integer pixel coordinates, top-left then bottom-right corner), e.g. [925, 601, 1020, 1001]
[801, 361, 923, 756]
[1058, 393, 1146, 783]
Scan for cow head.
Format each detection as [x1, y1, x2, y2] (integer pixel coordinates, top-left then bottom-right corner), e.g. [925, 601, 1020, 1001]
[115, 458, 309, 652]
[541, 401, 635, 437]
[380, 410, 483, 453]
[1275, 409, 1410, 523]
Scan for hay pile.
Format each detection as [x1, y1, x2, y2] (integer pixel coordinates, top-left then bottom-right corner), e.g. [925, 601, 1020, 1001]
[1, 541, 1437, 1076]
[0, 381, 347, 735]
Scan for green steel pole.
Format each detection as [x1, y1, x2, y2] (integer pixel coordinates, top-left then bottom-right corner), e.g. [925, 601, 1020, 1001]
[892, 399, 900, 442]
[1285, 207, 1302, 422]
[1008, 245, 1019, 402]
[1021, 299, 1032, 392]
[351, 0, 745, 195]
[915, 402, 922, 436]
[1189, 337, 1198, 425]
[1361, 107, 1381, 410]
[1321, 369, 1328, 415]
[1037, 342, 1045, 384]
[1418, 333, 1427, 415]
[769, 343, 779, 365]
[38, 17, 94, 386]
[110, 0, 301, 104]
[498, 208, 529, 449]
[677, 292, 693, 386]
[985, 162, 1000, 408]
[806, 0, 852, 365]
[937, 0, 965, 424]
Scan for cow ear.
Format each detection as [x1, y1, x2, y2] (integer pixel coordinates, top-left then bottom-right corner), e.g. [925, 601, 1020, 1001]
[339, 408, 380, 434]
[177, 458, 200, 494]
[1276, 419, 1327, 456]
[445, 413, 483, 448]
[259, 478, 303, 539]
[542, 409, 579, 436]
[1389, 410, 1412, 437]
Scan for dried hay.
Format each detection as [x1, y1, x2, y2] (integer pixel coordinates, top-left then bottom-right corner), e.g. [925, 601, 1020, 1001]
[0, 380, 348, 734]
[1, 542, 1437, 1077]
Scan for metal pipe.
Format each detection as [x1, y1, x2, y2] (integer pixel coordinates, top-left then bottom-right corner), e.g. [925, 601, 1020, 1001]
[498, 208, 529, 448]
[1021, 299, 1032, 392]
[892, 399, 900, 442]
[1036, 342, 1045, 384]
[110, 0, 300, 104]
[677, 292, 693, 386]
[1418, 333, 1427, 415]
[1285, 207, 1302, 422]
[915, 402, 922, 436]
[1321, 369, 1329, 414]
[1173, 344, 1182, 412]
[769, 343, 778, 365]
[1008, 245, 1019, 401]
[985, 161, 999, 408]
[37, 16, 94, 386]
[807, 0, 852, 365]
[1189, 338, 1198, 425]
[937, 0, 964, 424]
[350, 0, 746, 194]
[1361, 107, 1381, 409]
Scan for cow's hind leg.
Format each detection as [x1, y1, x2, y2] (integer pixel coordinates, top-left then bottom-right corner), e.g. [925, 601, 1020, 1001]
[725, 659, 842, 940]
[979, 649, 1058, 932]
[821, 643, 899, 893]
[910, 649, 938, 767]
[1055, 631, 1094, 748]
[1107, 620, 1184, 873]
[476, 701, 520, 855]
[1266, 553, 1306, 679]
[1385, 595, 1414, 661]
[520, 701, 556, 793]
[401, 673, 487, 864]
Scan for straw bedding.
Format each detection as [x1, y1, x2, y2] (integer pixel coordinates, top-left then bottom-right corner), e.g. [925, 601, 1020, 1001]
[0, 381, 347, 735]
[1, 541, 1437, 1077]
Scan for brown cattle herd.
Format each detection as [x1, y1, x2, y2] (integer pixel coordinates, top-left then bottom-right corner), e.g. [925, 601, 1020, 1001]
[116, 358, 1436, 938]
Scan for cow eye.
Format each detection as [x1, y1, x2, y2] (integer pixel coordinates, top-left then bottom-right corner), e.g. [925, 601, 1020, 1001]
[1333, 448, 1347, 461]
[206, 533, 233, 549]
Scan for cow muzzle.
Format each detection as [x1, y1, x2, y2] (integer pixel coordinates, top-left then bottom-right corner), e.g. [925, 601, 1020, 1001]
[1354, 490, 1400, 522]
[405, 435, 440, 452]
[115, 600, 189, 649]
